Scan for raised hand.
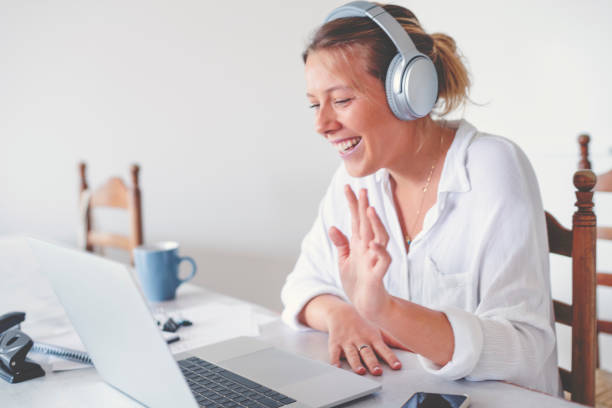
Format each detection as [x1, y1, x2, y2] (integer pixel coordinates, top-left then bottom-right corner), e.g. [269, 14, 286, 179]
[328, 185, 393, 320]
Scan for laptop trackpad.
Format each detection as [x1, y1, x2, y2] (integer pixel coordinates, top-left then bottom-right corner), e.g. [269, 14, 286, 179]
[221, 348, 329, 388]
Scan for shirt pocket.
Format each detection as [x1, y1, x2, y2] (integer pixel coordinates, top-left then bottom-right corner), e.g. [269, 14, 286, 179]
[423, 255, 469, 309]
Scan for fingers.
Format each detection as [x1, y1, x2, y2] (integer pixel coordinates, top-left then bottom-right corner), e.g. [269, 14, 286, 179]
[367, 206, 389, 247]
[328, 226, 350, 264]
[344, 186, 379, 246]
[343, 345, 367, 375]
[342, 343, 399, 375]
[358, 189, 373, 242]
[356, 345, 382, 375]
[344, 185, 360, 238]
[372, 340, 402, 371]
[326, 311, 402, 376]
[328, 344, 342, 369]
[368, 241, 392, 279]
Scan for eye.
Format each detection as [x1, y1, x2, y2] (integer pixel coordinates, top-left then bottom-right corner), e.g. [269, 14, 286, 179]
[334, 98, 353, 105]
[309, 103, 320, 109]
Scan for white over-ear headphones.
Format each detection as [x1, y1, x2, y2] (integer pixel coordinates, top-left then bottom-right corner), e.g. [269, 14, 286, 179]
[325, 1, 438, 121]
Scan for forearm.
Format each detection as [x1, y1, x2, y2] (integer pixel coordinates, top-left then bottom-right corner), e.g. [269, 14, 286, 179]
[298, 294, 351, 332]
[371, 296, 454, 366]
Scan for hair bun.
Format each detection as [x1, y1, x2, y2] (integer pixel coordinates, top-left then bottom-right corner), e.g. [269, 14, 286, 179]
[429, 32, 469, 116]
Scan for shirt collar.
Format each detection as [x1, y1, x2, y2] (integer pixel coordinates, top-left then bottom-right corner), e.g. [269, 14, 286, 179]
[374, 119, 476, 194]
[438, 119, 475, 194]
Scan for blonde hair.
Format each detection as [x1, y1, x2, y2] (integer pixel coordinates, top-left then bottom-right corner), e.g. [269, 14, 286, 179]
[303, 4, 471, 117]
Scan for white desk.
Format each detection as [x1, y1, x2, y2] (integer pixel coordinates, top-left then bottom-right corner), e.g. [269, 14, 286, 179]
[0, 238, 580, 407]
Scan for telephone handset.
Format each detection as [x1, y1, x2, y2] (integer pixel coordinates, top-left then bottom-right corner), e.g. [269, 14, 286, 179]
[0, 311, 45, 383]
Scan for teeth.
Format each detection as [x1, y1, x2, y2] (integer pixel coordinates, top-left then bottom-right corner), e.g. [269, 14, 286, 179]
[335, 137, 361, 153]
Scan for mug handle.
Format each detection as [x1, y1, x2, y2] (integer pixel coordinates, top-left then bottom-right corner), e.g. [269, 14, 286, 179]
[177, 256, 197, 284]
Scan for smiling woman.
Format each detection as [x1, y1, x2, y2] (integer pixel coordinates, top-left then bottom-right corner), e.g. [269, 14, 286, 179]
[304, 4, 469, 117]
[281, 1, 561, 399]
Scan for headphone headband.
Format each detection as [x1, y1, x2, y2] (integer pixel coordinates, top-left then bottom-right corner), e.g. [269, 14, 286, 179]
[325, 1, 418, 62]
[323, 1, 438, 120]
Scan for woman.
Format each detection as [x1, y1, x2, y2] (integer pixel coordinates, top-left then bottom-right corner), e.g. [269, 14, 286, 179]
[281, 2, 560, 396]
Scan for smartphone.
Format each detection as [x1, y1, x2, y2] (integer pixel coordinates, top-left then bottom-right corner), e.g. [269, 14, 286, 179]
[401, 392, 470, 408]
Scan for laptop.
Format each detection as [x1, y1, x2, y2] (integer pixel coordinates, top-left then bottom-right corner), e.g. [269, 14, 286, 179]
[27, 238, 381, 408]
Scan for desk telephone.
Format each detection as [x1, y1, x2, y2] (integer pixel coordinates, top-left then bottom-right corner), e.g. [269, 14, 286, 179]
[0, 311, 45, 383]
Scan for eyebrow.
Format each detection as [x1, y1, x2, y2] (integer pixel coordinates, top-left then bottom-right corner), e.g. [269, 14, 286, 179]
[306, 85, 352, 98]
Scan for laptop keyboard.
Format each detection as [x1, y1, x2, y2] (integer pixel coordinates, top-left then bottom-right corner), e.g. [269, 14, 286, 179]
[179, 356, 297, 408]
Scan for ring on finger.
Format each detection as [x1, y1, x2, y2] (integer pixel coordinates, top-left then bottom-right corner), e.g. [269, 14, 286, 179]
[358, 344, 369, 352]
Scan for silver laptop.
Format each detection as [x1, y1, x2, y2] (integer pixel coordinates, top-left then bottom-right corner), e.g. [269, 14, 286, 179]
[27, 238, 380, 408]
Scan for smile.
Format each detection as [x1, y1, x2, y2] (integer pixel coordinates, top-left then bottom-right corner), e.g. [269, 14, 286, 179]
[333, 137, 362, 157]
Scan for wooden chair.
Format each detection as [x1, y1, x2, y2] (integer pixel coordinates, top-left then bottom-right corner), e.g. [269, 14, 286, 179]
[545, 169, 597, 405]
[578, 134, 612, 358]
[78, 162, 144, 262]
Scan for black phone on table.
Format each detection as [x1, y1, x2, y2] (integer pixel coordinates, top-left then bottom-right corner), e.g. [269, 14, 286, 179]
[401, 392, 470, 408]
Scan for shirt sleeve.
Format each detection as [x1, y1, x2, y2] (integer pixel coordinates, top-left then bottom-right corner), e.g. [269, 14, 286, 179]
[281, 167, 349, 330]
[418, 138, 559, 395]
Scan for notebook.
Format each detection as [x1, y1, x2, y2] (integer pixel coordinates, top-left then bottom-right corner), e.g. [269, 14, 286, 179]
[32, 342, 92, 365]
[32, 330, 180, 370]
[27, 238, 381, 408]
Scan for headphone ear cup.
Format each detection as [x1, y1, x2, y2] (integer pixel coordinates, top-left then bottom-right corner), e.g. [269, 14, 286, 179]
[405, 56, 438, 118]
[385, 54, 439, 121]
[384, 54, 409, 120]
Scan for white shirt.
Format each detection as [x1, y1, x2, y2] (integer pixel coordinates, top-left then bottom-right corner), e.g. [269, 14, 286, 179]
[281, 120, 560, 396]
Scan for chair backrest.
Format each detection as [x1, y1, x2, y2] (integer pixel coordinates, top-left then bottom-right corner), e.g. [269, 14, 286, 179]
[78, 162, 144, 262]
[546, 169, 597, 405]
[577, 135, 612, 347]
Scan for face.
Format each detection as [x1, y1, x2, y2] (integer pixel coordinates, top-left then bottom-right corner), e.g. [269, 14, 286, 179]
[305, 49, 410, 177]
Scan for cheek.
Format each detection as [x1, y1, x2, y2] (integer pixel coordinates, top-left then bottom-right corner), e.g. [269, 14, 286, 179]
[345, 104, 380, 134]
[353, 110, 387, 144]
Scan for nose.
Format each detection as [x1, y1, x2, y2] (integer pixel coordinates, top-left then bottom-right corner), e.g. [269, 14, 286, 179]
[315, 102, 341, 137]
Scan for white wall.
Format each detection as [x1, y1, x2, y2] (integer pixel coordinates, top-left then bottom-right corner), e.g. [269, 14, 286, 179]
[1, 0, 611, 369]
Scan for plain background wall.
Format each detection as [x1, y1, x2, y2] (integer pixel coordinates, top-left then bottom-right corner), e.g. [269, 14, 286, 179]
[1, 0, 611, 371]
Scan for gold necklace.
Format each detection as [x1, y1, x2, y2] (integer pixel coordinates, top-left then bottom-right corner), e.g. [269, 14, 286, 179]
[405, 133, 444, 247]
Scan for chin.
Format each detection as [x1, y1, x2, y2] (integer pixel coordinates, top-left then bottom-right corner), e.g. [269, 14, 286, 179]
[343, 162, 377, 179]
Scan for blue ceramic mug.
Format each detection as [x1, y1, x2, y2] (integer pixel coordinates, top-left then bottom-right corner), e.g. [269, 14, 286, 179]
[133, 242, 197, 302]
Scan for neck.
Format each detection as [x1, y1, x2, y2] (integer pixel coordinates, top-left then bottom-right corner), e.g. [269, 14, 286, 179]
[387, 118, 453, 190]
